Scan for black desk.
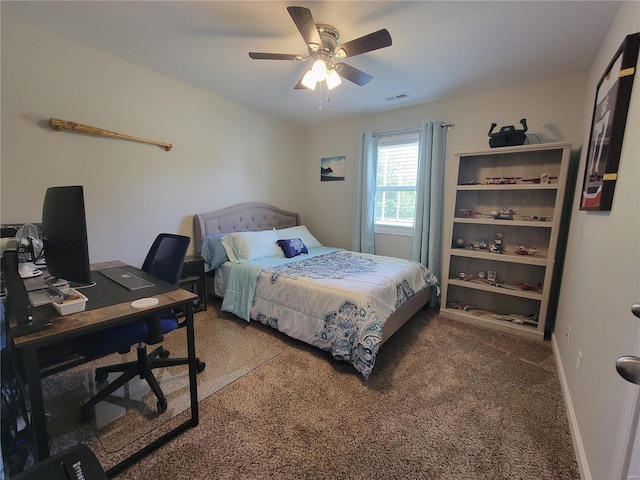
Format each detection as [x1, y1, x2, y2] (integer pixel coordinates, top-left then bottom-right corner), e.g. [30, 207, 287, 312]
[11, 261, 200, 478]
[179, 255, 207, 313]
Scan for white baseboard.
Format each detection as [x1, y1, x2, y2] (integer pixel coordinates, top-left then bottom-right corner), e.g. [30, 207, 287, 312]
[551, 332, 590, 480]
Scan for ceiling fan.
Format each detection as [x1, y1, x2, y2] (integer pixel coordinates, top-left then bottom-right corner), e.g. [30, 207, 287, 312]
[249, 6, 392, 91]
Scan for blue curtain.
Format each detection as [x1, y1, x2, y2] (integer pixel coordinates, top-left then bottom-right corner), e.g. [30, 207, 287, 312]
[412, 122, 447, 294]
[352, 123, 448, 297]
[351, 132, 378, 254]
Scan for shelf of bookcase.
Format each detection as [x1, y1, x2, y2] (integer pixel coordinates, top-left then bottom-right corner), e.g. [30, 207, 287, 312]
[440, 307, 541, 338]
[449, 248, 549, 266]
[447, 278, 543, 300]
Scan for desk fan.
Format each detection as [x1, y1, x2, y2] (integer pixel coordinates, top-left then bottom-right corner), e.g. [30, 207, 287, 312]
[15, 223, 44, 278]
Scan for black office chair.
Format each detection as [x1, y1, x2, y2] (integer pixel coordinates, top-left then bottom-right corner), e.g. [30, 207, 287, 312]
[78, 233, 205, 421]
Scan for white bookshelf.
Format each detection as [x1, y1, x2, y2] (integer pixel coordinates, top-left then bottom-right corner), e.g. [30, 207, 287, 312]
[440, 142, 571, 338]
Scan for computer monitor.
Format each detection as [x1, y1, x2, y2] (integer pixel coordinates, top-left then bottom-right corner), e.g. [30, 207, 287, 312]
[41, 186, 92, 288]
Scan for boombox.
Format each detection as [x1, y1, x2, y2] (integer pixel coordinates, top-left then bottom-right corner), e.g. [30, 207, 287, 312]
[488, 118, 528, 148]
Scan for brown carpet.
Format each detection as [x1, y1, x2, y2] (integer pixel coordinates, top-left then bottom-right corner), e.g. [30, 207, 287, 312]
[42, 310, 282, 457]
[87, 299, 579, 480]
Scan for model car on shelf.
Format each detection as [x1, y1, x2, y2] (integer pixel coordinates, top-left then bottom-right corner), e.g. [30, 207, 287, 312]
[487, 208, 517, 220]
[521, 175, 558, 184]
[485, 177, 521, 184]
[517, 282, 543, 292]
[492, 313, 539, 326]
[514, 245, 538, 255]
[459, 177, 480, 185]
[449, 302, 474, 311]
[459, 209, 483, 218]
[520, 215, 553, 222]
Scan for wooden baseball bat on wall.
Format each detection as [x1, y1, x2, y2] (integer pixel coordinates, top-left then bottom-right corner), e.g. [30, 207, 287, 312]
[49, 118, 172, 151]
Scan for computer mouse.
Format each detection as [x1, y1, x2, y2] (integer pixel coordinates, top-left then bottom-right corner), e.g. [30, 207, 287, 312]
[131, 298, 159, 309]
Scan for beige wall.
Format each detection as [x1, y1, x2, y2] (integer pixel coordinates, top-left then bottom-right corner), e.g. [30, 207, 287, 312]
[1, 14, 306, 266]
[302, 71, 588, 256]
[553, 2, 640, 479]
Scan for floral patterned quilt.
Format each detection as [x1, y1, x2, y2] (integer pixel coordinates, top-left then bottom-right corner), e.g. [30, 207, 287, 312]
[221, 249, 438, 378]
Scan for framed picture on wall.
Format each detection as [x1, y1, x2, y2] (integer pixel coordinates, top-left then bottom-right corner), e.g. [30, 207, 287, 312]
[320, 156, 346, 181]
[580, 32, 639, 211]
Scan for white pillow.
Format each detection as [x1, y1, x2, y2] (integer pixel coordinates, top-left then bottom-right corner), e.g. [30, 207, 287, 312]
[221, 229, 283, 263]
[275, 225, 323, 249]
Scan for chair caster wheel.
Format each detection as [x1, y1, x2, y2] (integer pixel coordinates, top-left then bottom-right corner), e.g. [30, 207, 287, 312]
[81, 405, 95, 422]
[197, 361, 206, 373]
[157, 399, 167, 414]
[159, 349, 170, 359]
[95, 371, 109, 383]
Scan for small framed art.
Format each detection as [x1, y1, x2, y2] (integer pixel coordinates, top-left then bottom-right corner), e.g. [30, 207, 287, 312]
[320, 156, 346, 181]
[580, 32, 639, 211]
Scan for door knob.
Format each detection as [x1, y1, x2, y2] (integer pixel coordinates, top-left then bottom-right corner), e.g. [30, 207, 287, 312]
[614, 302, 640, 384]
[616, 355, 640, 385]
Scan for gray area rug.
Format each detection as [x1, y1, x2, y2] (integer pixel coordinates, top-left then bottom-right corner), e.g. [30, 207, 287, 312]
[42, 311, 282, 456]
[97, 299, 579, 480]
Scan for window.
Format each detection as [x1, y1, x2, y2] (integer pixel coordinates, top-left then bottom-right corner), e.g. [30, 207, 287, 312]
[374, 131, 419, 234]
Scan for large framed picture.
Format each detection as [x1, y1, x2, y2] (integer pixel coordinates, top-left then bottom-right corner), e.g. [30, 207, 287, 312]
[580, 32, 639, 211]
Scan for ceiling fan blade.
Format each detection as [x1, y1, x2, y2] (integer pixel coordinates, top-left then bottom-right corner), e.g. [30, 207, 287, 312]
[335, 29, 392, 58]
[249, 52, 301, 61]
[294, 73, 306, 90]
[287, 6, 322, 51]
[335, 62, 373, 86]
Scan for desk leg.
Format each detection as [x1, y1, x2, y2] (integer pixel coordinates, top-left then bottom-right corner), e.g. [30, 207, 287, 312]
[23, 345, 50, 461]
[106, 299, 200, 478]
[202, 275, 208, 311]
[186, 302, 199, 425]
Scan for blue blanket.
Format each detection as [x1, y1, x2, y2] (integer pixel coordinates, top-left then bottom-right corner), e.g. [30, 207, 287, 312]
[221, 247, 342, 320]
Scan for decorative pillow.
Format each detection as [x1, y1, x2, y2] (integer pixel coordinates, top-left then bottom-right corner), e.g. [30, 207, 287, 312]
[277, 238, 308, 258]
[221, 229, 283, 263]
[275, 225, 323, 249]
[200, 233, 229, 271]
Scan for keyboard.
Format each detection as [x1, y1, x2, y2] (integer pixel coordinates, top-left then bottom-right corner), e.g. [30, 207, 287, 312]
[99, 267, 155, 291]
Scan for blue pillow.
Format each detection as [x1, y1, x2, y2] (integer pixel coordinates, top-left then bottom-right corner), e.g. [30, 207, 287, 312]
[200, 233, 229, 271]
[277, 238, 308, 258]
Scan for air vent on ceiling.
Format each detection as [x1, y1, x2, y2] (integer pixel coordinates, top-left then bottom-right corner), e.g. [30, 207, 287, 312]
[385, 92, 410, 102]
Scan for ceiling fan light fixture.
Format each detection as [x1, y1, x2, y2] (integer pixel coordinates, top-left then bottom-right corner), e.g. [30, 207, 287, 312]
[249, 6, 392, 93]
[301, 70, 318, 90]
[311, 58, 327, 81]
[326, 69, 342, 90]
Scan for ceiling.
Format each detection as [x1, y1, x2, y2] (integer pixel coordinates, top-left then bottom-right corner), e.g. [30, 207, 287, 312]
[1, 1, 621, 127]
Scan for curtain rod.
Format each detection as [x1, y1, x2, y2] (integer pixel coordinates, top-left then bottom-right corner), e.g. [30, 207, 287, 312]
[373, 123, 455, 137]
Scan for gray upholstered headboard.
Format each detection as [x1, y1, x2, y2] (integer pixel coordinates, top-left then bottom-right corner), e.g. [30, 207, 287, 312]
[193, 202, 301, 251]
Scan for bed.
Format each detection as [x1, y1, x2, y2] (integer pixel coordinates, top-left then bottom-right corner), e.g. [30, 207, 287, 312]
[194, 202, 439, 378]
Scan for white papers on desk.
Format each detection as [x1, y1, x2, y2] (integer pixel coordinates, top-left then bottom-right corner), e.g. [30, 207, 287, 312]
[28, 290, 54, 307]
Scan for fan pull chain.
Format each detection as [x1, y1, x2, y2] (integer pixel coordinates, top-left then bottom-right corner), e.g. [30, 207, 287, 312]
[317, 83, 332, 110]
